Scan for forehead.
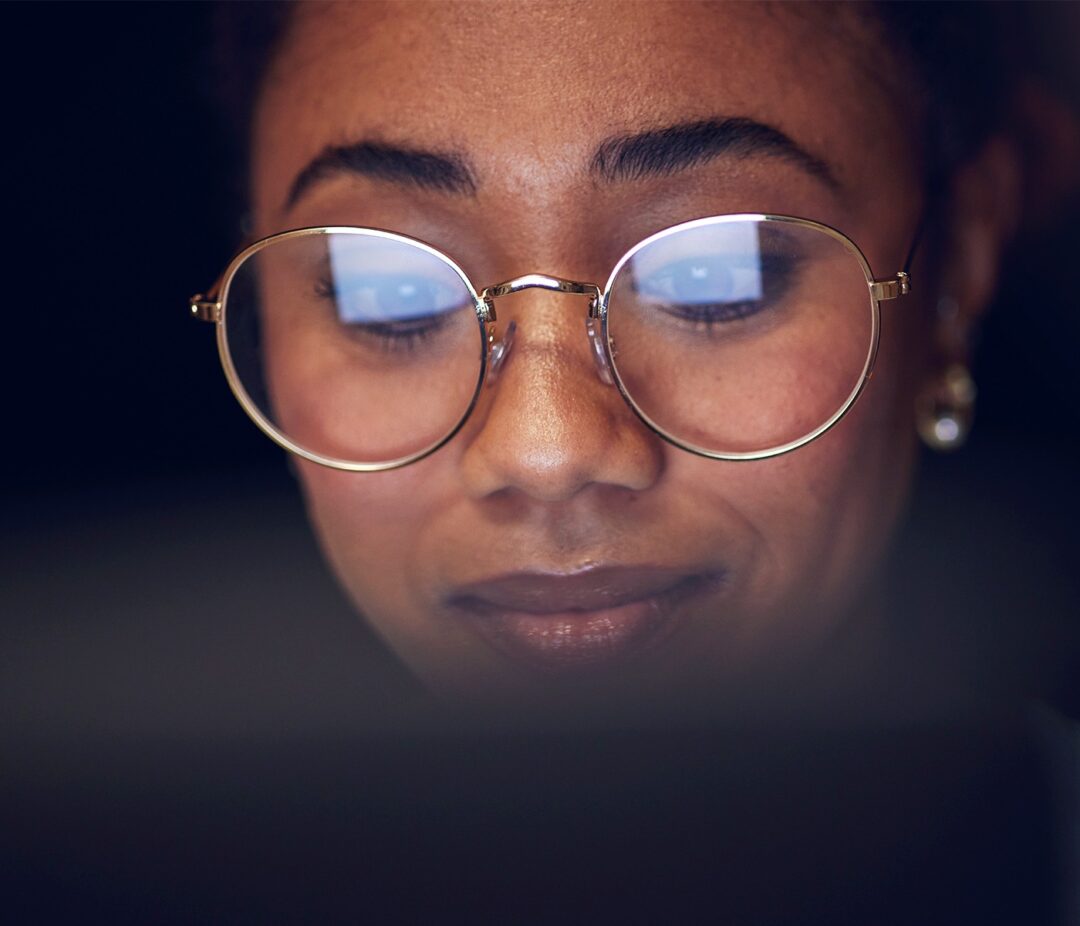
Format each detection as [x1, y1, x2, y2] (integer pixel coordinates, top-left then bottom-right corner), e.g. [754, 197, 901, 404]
[254, 1, 919, 246]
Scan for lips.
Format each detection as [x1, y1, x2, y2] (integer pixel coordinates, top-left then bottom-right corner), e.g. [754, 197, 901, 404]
[444, 566, 724, 672]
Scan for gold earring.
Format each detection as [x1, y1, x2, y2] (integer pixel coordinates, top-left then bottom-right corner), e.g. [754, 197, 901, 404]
[916, 363, 977, 451]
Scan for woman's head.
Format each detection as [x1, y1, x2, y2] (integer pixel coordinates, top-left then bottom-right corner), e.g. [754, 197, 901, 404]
[209, 1, 1024, 702]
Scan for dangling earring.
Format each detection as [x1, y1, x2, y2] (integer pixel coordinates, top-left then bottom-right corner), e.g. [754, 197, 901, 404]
[916, 362, 977, 451]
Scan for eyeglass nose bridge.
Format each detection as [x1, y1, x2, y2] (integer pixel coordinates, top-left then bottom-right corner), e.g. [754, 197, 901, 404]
[480, 274, 603, 317]
[479, 274, 613, 385]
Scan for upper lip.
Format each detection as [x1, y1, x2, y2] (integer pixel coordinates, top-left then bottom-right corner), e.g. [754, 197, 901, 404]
[444, 565, 720, 615]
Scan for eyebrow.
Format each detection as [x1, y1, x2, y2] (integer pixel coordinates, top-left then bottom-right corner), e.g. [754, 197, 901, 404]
[589, 117, 839, 189]
[285, 116, 836, 210]
[285, 141, 478, 209]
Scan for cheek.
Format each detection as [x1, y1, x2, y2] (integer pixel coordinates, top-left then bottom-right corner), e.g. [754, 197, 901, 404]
[295, 461, 442, 623]
[682, 306, 922, 643]
[290, 292, 926, 689]
[295, 455, 517, 697]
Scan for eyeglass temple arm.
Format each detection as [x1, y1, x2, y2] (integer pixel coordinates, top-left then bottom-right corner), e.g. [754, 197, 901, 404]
[869, 195, 931, 302]
[870, 271, 910, 301]
[189, 274, 225, 323]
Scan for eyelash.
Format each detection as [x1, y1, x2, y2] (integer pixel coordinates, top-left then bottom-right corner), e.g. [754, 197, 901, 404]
[314, 277, 449, 354]
[663, 299, 767, 327]
[646, 253, 800, 331]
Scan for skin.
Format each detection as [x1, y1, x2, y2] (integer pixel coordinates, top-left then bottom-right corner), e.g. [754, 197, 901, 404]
[248, 1, 1017, 705]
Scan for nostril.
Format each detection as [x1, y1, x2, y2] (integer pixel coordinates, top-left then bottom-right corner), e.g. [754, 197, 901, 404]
[487, 319, 517, 384]
[585, 317, 615, 385]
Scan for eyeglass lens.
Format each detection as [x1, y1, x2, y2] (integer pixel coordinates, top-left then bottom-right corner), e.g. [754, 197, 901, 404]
[224, 232, 484, 465]
[222, 218, 875, 466]
[606, 218, 874, 455]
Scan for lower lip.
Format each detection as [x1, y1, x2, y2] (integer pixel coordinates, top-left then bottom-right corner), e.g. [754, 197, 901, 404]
[451, 577, 717, 673]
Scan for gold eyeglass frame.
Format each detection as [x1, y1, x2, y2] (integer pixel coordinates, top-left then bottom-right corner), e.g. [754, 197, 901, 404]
[190, 213, 911, 472]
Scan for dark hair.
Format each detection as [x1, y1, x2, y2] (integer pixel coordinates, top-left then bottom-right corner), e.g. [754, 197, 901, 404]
[873, 3, 1017, 181]
[212, 2, 294, 226]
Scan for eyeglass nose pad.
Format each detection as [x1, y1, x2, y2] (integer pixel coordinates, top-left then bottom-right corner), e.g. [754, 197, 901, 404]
[486, 319, 517, 385]
[585, 317, 615, 385]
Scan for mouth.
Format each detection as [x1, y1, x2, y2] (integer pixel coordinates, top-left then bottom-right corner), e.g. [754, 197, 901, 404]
[443, 565, 725, 673]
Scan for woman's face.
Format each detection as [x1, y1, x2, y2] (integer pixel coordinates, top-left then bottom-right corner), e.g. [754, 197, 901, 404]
[251, 1, 931, 701]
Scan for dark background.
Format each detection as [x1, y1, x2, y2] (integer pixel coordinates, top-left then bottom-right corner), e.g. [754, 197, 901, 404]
[2, 3, 1079, 922]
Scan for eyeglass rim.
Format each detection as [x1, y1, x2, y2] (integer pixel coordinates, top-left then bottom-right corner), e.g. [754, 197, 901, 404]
[598, 213, 882, 462]
[215, 226, 492, 473]
[206, 214, 893, 471]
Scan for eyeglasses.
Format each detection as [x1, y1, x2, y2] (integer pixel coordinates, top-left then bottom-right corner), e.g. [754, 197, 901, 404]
[190, 214, 911, 471]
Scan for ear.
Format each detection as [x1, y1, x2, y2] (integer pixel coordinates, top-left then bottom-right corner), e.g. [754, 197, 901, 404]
[932, 135, 1022, 364]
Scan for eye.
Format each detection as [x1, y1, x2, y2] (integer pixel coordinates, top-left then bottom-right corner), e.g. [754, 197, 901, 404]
[635, 254, 764, 308]
[623, 220, 807, 328]
[630, 251, 801, 328]
[317, 273, 467, 324]
[313, 273, 470, 355]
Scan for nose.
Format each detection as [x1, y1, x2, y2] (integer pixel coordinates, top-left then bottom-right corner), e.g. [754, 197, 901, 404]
[459, 289, 664, 503]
